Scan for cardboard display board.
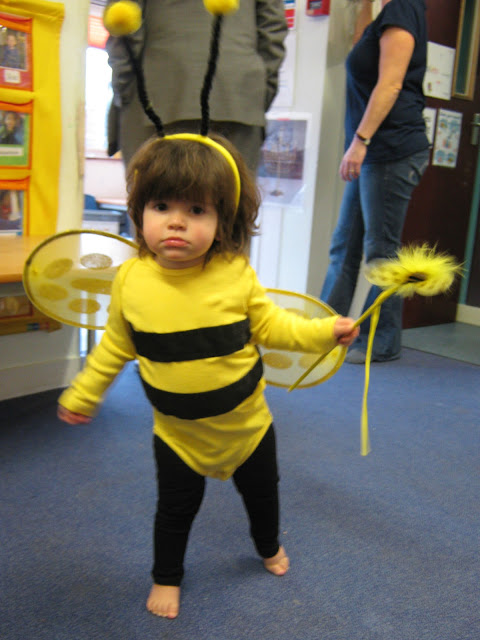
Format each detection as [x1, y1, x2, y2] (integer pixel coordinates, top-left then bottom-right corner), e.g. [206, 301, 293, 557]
[0, 0, 64, 236]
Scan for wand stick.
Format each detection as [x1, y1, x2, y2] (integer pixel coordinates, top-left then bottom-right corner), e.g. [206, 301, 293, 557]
[286, 244, 461, 456]
[288, 285, 400, 393]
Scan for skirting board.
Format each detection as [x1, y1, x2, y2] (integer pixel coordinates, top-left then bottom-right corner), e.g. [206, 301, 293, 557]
[0, 356, 83, 402]
[456, 304, 480, 327]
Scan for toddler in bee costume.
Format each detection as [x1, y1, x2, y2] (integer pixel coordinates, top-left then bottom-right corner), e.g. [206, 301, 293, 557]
[58, 0, 359, 618]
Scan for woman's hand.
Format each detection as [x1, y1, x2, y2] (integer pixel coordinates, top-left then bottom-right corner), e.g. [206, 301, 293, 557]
[57, 404, 92, 425]
[339, 137, 368, 181]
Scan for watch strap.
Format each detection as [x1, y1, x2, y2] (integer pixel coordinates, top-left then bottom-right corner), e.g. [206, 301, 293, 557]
[355, 131, 371, 146]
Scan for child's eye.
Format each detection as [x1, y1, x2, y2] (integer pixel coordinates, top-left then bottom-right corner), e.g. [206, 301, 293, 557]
[154, 202, 168, 211]
[191, 205, 205, 215]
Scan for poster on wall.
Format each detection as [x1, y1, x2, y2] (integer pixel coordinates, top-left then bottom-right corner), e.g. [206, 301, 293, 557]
[0, 15, 33, 90]
[432, 108, 462, 168]
[423, 42, 455, 100]
[257, 115, 309, 208]
[0, 104, 31, 166]
[0, 186, 25, 234]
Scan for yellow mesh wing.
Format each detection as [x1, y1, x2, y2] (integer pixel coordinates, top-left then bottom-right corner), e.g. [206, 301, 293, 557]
[23, 230, 138, 330]
[260, 289, 346, 388]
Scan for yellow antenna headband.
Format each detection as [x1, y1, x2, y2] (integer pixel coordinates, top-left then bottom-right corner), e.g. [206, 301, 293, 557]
[164, 133, 241, 211]
[103, 3, 242, 210]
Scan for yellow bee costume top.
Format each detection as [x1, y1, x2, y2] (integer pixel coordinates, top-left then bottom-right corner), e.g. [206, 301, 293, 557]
[59, 253, 339, 479]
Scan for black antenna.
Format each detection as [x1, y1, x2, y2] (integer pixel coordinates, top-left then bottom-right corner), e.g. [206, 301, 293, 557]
[122, 37, 164, 137]
[119, 0, 223, 140]
[200, 15, 223, 136]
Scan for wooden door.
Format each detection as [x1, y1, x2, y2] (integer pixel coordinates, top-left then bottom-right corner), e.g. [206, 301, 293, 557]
[402, 0, 480, 327]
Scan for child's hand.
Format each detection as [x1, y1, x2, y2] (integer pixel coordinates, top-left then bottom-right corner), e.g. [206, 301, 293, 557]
[57, 404, 92, 425]
[333, 317, 359, 346]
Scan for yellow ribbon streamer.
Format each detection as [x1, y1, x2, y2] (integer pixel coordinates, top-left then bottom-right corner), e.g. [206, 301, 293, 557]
[288, 284, 401, 455]
[289, 286, 400, 393]
[360, 304, 380, 455]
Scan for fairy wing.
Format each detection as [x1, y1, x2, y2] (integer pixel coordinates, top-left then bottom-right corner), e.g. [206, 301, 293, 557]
[22, 230, 138, 330]
[260, 289, 346, 389]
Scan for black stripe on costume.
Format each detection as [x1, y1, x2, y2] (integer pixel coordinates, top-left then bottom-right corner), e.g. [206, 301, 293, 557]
[140, 357, 264, 419]
[130, 319, 251, 362]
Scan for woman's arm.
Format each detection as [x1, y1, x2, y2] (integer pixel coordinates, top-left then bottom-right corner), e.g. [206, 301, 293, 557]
[340, 26, 415, 181]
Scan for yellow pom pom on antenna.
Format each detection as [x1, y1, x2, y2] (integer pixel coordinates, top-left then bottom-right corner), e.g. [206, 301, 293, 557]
[365, 244, 463, 298]
[203, 0, 239, 16]
[103, 1, 142, 37]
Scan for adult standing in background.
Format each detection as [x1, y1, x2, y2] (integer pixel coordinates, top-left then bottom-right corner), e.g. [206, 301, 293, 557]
[105, 0, 287, 174]
[320, 0, 430, 363]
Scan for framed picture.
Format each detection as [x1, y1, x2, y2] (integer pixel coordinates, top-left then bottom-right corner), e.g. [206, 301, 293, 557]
[0, 14, 33, 90]
[0, 104, 31, 167]
[0, 185, 26, 235]
[257, 115, 309, 207]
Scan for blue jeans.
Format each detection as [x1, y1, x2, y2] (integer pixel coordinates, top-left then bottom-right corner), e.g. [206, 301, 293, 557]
[320, 148, 429, 360]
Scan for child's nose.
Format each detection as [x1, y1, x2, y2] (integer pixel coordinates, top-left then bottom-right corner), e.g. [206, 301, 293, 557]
[168, 209, 187, 228]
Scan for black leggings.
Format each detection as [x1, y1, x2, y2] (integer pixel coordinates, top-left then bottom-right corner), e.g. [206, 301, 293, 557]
[152, 424, 280, 586]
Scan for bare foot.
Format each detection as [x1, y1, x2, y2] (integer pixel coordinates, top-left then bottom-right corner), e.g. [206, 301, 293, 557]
[263, 545, 289, 576]
[146, 584, 180, 619]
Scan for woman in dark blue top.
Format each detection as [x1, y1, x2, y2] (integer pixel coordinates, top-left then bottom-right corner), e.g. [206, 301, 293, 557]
[321, 0, 430, 363]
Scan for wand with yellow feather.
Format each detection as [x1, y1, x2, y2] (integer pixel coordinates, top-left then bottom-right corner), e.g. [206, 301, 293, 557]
[288, 245, 463, 455]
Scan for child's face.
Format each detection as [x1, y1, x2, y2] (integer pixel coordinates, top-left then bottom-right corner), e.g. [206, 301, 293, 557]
[142, 198, 219, 269]
[0, 193, 11, 219]
[4, 113, 17, 131]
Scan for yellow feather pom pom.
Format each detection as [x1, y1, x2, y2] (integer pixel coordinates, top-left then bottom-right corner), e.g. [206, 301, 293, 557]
[103, 1, 142, 37]
[203, 0, 239, 16]
[365, 244, 463, 298]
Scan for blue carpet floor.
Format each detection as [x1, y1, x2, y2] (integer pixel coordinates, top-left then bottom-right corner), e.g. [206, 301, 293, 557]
[1, 348, 479, 640]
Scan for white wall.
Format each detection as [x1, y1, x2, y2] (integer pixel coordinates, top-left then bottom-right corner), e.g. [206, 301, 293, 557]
[0, 0, 89, 402]
[251, 4, 331, 292]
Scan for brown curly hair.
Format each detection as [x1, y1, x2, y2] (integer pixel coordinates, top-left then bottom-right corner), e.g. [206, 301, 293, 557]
[125, 133, 260, 262]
